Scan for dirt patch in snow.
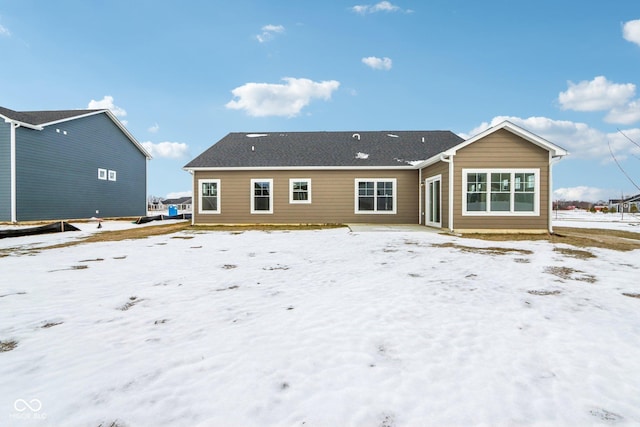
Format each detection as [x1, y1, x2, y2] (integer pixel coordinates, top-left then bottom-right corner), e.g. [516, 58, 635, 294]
[216, 285, 239, 292]
[544, 266, 597, 283]
[432, 242, 533, 256]
[49, 265, 89, 272]
[42, 322, 63, 328]
[0, 291, 26, 298]
[0, 340, 18, 352]
[553, 247, 596, 259]
[7, 223, 345, 255]
[466, 227, 640, 252]
[119, 296, 142, 311]
[528, 290, 562, 296]
[589, 408, 624, 422]
[97, 421, 126, 427]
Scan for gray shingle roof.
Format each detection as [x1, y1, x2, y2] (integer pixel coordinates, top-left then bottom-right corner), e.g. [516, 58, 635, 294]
[185, 131, 464, 168]
[0, 106, 101, 125]
[162, 197, 192, 205]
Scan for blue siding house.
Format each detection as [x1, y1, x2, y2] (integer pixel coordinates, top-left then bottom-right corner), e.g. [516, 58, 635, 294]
[0, 106, 151, 222]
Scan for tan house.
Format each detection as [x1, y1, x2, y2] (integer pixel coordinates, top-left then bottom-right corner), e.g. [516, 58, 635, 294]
[184, 121, 568, 233]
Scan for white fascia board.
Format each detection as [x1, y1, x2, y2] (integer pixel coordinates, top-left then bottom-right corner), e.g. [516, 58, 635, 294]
[183, 165, 415, 172]
[412, 152, 450, 170]
[449, 120, 569, 158]
[102, 110, 153, 159]
[40, 109, 152, 159]
[1, 115, 43, 130]
[37, 109, 106, 127]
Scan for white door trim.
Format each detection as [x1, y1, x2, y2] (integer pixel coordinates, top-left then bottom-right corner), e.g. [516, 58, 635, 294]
[425, 175, 442, 228]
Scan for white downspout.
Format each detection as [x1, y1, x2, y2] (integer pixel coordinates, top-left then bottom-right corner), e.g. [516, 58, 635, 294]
[10, 122, 19, 223]
[440, 154, 454, 232]
[549, 154, 562, 234]
[418, 168, 422, 224]
[189, 170, 195, 226]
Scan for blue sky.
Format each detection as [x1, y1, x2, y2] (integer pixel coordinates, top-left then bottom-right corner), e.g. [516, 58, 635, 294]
[1, 0, 639, 202]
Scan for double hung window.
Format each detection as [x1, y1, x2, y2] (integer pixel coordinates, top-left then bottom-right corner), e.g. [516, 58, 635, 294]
[251, 179, 273, 214]
[198, 179, 220, 214]
[355, 179, 396, 214]
[290, 179, 311, 204]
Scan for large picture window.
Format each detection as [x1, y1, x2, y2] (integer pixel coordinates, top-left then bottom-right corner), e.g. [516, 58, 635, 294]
[289, 179, 311, 204]
[463, 169, 539, 215]
[198, 179, 220, 214]
[355, 179, 397, 214]
[251, 179, 273, 214]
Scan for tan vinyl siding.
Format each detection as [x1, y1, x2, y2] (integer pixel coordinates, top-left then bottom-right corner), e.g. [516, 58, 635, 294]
[452, 129, 550, 231]
[420, 161, 449, 229]
[193, 169, 419, 224]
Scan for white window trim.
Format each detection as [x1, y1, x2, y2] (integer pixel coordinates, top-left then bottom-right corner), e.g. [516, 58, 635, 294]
[425, 174, 442, 227]
[198, 178, 221, 214]
[108, 170, 117, 181]
[251, 178, 274, 214]
[462, 168, 540, 216]
[289, 178, 312, 204]
[354, 178, 397, 214]
[98, 168, 107, 180]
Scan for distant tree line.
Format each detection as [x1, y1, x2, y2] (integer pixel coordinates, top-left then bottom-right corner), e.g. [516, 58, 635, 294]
[553, 200, 598, 210]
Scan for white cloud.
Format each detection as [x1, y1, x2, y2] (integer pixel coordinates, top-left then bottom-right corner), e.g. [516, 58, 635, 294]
[165, 191, 192, 199]
[148, 123, 160, 133]
[0, 24, 10, 37]
[88, 95, 127, 122]
[362, 56, 392, 70]
[256, 24, 285, 43]
[605, 100, 640, 125]
[263, 24, 284, 33]
[553, 186, 610, 202]
[557, 76, 640, 125]
[141, 141, 189, 159]
[462, 115, 640, 160]
[225, 77, 340, 117]
[352, 1, 404, 14]
[623, 19, 640, 46]
[558, 76, 636, 112]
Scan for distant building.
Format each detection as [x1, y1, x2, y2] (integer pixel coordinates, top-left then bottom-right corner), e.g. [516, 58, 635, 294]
[609, 193, 640, 213]
[148, 197, 192, 213]
[1, 106, 151, 222]
[162, 197, 192, 212]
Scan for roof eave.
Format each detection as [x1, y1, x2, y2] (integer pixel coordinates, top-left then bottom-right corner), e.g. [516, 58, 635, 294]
[183, 165, 416, 172]
[3, 109, 152, 159]
[100, 110, 152, 160]
[1, 115, 44, 130]
[37, 109, 105, 127]
[412, 152, 451, 169]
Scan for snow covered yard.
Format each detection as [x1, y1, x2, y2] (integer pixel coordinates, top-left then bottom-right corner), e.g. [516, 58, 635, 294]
[1, 220, 640, 426]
